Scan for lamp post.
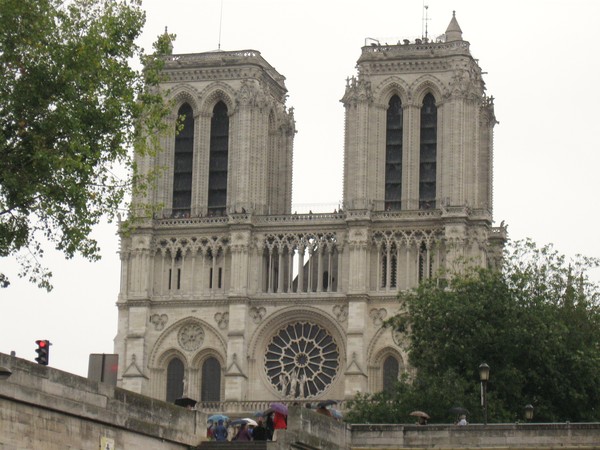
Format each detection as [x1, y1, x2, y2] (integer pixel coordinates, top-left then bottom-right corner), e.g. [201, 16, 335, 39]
[524, 404, 534, 422]
[479, 363, 490, 425]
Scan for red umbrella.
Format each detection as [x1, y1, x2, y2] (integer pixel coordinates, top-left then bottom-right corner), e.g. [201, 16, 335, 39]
[270, 402, 288, 416]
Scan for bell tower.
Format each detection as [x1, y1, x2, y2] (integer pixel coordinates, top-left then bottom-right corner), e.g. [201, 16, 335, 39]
[138, 50, 295, 218]
[342, 12, 496, 215]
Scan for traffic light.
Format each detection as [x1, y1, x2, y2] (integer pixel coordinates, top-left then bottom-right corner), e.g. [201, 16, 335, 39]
[35, 340, 50, 365]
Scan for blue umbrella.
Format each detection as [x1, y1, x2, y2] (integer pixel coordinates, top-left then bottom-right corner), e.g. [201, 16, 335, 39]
[207, 414, 229, 423]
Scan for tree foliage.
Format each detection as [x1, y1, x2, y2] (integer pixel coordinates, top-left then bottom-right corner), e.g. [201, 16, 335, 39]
[0, 0, 173, 289]
[346, 239, 600, 423]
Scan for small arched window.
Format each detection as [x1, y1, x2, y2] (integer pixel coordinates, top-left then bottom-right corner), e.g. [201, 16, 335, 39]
[208, 101, 229, 216]
[419, 93, 437, 209]
[383, 355, 400, 392]
[173, 103, 194, 216]
[201, 357, 221, 401]
[418, 241, 433, 282]
[385, 95, 403, 211]
[166, 357, 185, 403]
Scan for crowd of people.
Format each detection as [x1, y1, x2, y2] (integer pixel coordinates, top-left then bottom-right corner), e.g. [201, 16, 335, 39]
[206, 411, 287, 442]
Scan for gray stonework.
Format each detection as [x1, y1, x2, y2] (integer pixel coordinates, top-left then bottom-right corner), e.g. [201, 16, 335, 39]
[3, 356, 600, 450]
[0, 353, 204, 449]
[115, 14, 507, 405]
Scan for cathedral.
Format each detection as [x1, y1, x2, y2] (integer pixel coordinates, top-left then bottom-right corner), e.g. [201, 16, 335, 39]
[114, 12, 506, 405]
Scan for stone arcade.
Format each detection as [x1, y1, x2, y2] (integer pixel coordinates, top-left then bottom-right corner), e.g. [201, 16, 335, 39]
[114, 13, 506, 405]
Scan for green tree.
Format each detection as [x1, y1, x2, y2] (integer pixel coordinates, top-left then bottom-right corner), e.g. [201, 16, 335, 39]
[0, 0, 173, 289]
[347, 239, 600, 423]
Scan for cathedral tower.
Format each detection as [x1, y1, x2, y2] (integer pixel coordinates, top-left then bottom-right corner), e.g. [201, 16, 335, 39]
[115, 14, 505, 406]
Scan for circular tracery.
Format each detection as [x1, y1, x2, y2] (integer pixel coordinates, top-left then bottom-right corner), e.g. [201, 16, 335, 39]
[264, 322, 340, 398]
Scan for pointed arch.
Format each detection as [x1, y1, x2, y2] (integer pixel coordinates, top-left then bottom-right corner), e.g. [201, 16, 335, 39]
[419, 93, 437, 209]
[198, 82, 236, 115]
[375, 77, 410, 107]
[191, 348, 226, 402]
[168, 84, 201, 114]
[166, 356, 185, 402]
[409, 74, 445, 105]
[201, 356, 222, 401]
[371, 346, 407, 393]
[385, 94, 403, 211]
[148, 316, 227, 368]
[172, 102, 194, 215]
[207, 101, 229, 216]
[382, 355, 400, 392]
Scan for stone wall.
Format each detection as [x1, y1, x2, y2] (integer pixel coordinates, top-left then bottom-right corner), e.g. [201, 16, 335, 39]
[348, 422, 600, 449]
[3, 352, 600, 450]
[0, 353, 204, 449]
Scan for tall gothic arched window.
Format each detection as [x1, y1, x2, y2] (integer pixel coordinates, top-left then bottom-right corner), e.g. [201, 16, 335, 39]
[385, 95, 403, 211]
[383, 355, 399, 392]
[208, 101, 229, 216]
[166, 357, 184, 403]
[419, 93, 437, 209]
[201, 357, 221, 401]
[173, 103, 194, 216]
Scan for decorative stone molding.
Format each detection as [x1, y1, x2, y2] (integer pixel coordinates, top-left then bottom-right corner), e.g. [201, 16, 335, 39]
[369, 308, 388, 326]
[150, 314, 168, 331]
[214, 312, 229, 330]
[333, 304, 348, 322]
[178, 323, 205, 351]
[249, 306, 267, 324]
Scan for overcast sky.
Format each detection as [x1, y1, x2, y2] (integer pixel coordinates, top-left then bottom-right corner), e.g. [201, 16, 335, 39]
[2, 0, 599, 377]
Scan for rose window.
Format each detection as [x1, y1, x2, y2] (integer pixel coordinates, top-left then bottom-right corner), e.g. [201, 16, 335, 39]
[265, 322, 339, 398]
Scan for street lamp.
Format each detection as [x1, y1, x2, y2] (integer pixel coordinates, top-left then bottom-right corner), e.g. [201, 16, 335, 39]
[479, 363, 490, 424]
[524, 404, 534, 422]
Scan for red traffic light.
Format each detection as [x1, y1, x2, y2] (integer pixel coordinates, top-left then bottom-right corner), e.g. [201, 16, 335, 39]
[35, 340, 50, 365]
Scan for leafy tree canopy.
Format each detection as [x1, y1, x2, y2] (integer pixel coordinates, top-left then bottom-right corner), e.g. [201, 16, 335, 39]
[0, 0, 173, 289]
[346, 239, 600, 424]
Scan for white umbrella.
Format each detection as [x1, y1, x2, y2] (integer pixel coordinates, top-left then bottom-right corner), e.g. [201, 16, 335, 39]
[242, 418, 258, 426]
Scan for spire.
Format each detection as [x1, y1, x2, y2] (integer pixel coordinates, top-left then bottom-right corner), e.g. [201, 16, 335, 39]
[445, 11, 463, 42]
[162, 26, 174, 54]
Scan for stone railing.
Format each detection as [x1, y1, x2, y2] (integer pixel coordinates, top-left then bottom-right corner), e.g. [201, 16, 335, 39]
[163, 50, 285, 84]
[359, 39, 470, 61]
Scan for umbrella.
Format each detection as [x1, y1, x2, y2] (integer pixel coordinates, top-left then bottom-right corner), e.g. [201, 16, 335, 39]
[230, 419, 246, 426]
[174, 396, 197, 408]
[270, 402, 289, 416]
[207, 414, 229, 423]
[409, 411, 430, 419]
[449, 407, 470, 416]
[242, 418, 258, 426]
[317, 400, 338, 408]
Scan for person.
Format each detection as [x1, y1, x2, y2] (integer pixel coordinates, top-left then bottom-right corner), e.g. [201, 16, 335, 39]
[206, 420, 215, 440]
[272, 411, 287, 441]
[232, 422, 252, 441]
[213, 419, 228, 441]
[252, 417, 268, 441]
[417, 416, 428, 425]
[265, 413, 275, 440]
[457, 414, 468, 426]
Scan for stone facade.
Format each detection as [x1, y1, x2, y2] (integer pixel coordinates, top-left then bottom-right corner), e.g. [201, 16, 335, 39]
[115, 14, 506, 405]
[4, 354, 599, 450]
[0, 353, 204, 449]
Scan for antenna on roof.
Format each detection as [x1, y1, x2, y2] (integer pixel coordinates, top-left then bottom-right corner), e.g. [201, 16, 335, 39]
[218, 0, 224, 50]
[422, 2, 430, 40]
